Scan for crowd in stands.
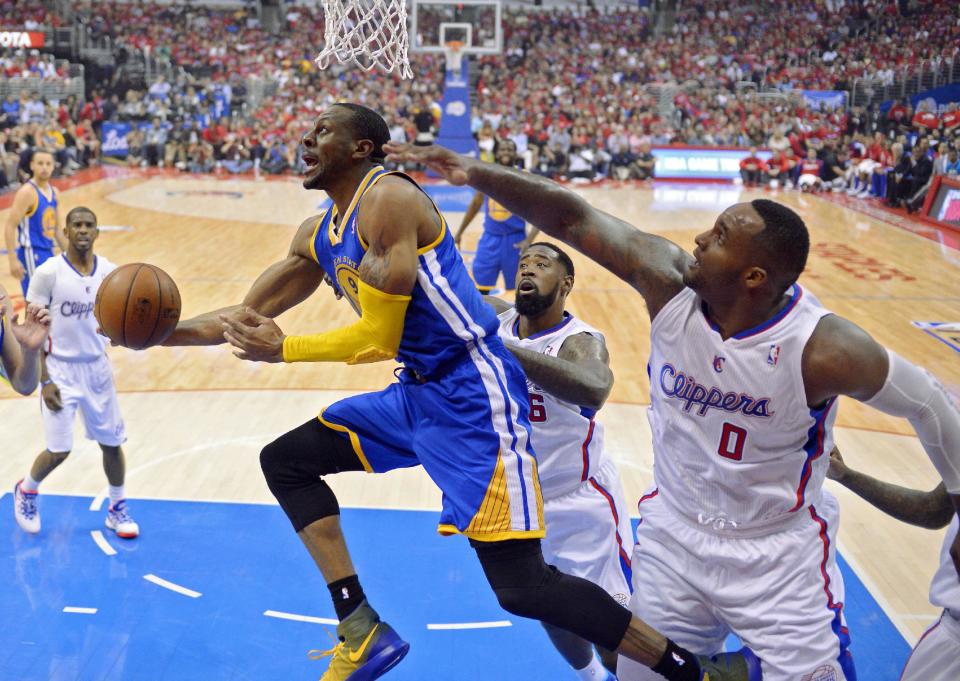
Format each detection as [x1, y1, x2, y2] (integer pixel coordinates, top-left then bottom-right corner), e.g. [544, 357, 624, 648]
[1, 0, 958, 213]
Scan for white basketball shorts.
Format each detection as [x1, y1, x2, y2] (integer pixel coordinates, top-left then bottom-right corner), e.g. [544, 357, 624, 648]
[900, 609, 960, 681]
[541, 458, 633, 607]
[42, 355, 126, 452]
[618, 489, 854, 681]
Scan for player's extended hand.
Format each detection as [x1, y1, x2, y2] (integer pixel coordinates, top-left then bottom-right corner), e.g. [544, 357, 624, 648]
[220, 307, 285, 363]
[826, 446, 847, 482]
[10, 303, 51, 351]
[41, 381, 62, 412]
[9, 259, 25, 281]
[383, 143, 469, 185]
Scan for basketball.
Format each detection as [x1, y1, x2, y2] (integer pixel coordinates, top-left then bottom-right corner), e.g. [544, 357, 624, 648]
[95, 263, 182, 350]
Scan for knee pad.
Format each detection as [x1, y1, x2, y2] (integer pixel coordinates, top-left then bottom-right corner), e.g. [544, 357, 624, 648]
[258, 437, 286, 483]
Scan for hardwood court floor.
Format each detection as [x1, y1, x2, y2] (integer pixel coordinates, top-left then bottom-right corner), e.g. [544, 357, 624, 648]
[1, 168, 958, 646]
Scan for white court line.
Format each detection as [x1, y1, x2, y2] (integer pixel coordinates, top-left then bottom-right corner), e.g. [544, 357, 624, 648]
[143, 574, 202, 598]
[63, 607, 97, 614]
[263, 610, 338, 626]
[427, 621, 512, 630]
[90, 530, 117, 556]
[899, 613, 940, 621]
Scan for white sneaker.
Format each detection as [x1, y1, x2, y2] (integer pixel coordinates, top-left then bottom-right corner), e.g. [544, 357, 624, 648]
[105, 499, 139, 539]
[13, 481, 40, 534]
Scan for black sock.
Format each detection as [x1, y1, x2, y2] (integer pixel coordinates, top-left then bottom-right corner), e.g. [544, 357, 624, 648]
[328, 575, 366, 621]
[651, 639, 702, 681]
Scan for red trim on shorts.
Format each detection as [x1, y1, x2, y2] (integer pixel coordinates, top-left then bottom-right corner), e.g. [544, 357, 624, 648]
[636, 488, 659, 515]
[579, 420, 595, 482]
[588, 477, 632, 569]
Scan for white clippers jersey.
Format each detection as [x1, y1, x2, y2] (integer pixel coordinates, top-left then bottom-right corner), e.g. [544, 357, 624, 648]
[498, 309, 608, 499]
[931, 518, 960, 615]
[648, 284, 834, 536]
[27, 255, 117, 362]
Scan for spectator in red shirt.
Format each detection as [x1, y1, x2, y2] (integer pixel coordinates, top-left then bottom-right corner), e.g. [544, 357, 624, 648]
[912, 104, 940, 131]
[940, 103, 960, 132]
[887, 98, 908, 122]
[765, 150, 789, 188]
[202, 117, 229, 158]
[798, 148, 824, 192]
[739, 146, 767, 187]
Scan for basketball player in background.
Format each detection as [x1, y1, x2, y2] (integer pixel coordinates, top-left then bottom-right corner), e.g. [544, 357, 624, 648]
[384, 141, 960, 681]
[13, 207, 138, 540]
[489, 242, 637, 680]
[455, 139, 539, 294]
[162, 103, 754, 681]
[827, 448, 959, 680]
[4, 149, 67, 296]
[0, 282, 51, 395]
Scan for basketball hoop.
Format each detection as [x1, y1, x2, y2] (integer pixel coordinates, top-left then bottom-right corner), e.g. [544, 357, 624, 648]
[315, 0, 413, 79]
[444, 40, 464, 75]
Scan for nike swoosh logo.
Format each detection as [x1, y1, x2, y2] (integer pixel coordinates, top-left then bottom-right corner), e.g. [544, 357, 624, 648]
[347, 624, 380, 663]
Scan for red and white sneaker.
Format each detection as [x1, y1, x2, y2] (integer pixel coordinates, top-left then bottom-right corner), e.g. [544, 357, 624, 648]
[105, 499, 139, 539]
[13, 480, 40, 534]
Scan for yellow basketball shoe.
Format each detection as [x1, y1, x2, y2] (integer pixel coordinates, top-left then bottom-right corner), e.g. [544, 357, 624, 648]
[310, 622, 409, 681]
[698, 647, 762, 681]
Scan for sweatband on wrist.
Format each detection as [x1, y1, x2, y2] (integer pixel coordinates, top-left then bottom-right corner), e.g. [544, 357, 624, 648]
[282, 279, 410, 364]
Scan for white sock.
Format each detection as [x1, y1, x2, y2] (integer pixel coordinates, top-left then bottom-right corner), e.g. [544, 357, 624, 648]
[20, 474, 39, 493]
[575, 652, 609, 680]
[109, 485, 125, 507]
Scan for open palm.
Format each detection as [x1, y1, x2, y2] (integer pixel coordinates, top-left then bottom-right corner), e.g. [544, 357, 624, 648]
[383, 143, 469, 185]
[10, 304, 51, 351]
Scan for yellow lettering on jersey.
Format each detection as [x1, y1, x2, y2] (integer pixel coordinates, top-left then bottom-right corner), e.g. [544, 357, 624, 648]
[42, 207, 57, 240]
[487, 198, 514, 222]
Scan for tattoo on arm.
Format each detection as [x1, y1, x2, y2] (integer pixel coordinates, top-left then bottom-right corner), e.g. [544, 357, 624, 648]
[358, 239, 393, 290]
[463, 160, 687, 316]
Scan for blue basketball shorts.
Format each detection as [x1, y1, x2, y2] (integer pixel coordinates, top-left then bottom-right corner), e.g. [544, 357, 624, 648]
[472, 231, 526, 291]
[319, 340, 544, 541]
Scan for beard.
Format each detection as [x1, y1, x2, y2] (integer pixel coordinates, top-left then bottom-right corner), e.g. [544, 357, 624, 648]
[515, 283, 559, 317]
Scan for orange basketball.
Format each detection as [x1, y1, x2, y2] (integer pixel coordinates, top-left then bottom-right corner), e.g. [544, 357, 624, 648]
[95, 263, 182, 350]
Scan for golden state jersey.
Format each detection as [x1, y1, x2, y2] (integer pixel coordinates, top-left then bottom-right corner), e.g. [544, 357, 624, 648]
[17, 181, 58, 252]
[482, 196, 526, 236]
[310, 166, 502, 377]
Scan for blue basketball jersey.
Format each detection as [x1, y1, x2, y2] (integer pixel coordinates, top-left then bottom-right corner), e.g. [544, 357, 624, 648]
[310, 166, 502, 376]
[482, 196, 526, 236]
[17, 181, 58, 252]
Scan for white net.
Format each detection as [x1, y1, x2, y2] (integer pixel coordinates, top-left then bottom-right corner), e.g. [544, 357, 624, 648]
[315, 0, 414, 79]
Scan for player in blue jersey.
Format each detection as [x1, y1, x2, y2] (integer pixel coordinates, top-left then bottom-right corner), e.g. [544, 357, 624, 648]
[455, 139, 539, 294]
[4, 149, 66, 296]
[0, 281, 50, 395]
[162, 104, 752, 681]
